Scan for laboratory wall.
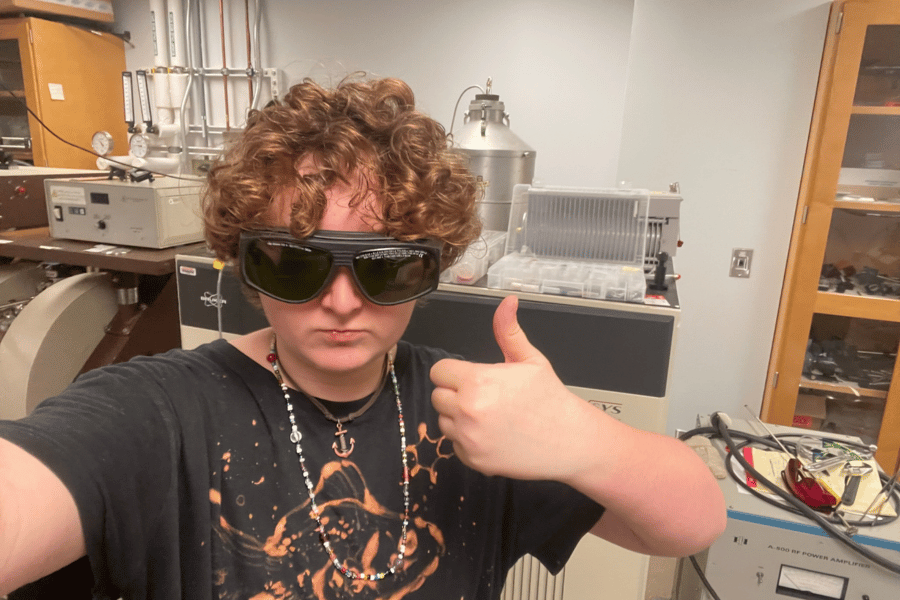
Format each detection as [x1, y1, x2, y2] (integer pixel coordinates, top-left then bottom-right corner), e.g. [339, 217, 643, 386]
[112, 0, 833, 432]
[114, 0, 634, 188]
[616, 0, 831, 432]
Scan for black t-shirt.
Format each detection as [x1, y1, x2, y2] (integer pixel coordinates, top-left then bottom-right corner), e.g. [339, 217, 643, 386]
[0, 340, 604, 600]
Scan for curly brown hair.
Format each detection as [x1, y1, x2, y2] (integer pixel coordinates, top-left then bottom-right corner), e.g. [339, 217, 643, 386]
[203, 75, 481, 269]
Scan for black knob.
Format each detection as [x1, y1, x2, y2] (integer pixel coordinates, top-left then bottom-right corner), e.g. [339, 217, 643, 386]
[97, 220, 107, 230]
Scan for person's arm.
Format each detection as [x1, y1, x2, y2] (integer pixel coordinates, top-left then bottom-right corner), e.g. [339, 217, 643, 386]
[0, 438, 87, 595]
[430, 295, 726, 557]
[569, 404, 726, 556]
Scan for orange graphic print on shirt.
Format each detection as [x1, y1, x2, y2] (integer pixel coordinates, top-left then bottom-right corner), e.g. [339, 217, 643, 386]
[209, 421, 457, 600]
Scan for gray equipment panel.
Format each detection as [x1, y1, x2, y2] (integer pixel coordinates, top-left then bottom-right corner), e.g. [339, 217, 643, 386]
[45, 176, 203, 249]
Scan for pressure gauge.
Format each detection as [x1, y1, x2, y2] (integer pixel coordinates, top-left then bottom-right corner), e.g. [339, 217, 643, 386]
[91, 131, 114, 156]
[129, 133, 150, 158]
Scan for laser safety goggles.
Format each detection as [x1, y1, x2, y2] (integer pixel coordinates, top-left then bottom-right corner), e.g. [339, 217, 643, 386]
[239, 229, 443, 305]
[781, 458, 838, 512]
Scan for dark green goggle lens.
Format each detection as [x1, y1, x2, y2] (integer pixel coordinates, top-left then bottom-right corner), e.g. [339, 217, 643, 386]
[353, 248, 440, 304]
[243, 241, 333, 302]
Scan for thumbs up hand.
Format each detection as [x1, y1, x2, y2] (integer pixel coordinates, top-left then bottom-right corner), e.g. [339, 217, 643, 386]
[430, 296, 730, 557]
[429, 295, 586, 481]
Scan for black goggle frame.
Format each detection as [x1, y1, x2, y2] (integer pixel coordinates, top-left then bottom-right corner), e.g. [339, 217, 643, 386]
[239, 228, 443, 306]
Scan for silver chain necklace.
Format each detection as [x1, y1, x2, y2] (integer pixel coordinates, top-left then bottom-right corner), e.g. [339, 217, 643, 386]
[267, 336, 410, 580]
[292, 357, 388, 458]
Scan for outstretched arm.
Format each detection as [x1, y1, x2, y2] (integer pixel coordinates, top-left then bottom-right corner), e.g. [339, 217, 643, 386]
[0, 438, 87, 594]
[430, 295, 726, 557]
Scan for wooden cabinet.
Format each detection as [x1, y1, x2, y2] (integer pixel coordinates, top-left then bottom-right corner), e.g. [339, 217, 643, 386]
[763, 0, 900, 473]
[0, 16, 127, 169]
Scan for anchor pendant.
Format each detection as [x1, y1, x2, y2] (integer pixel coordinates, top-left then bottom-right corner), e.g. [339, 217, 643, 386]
[333, 422, 355, 457]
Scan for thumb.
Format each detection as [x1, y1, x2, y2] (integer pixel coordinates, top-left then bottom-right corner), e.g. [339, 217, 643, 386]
[492, 295, 542, 364]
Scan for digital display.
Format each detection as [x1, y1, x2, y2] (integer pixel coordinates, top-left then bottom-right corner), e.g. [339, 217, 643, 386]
[777, 565, 848, 600]
[90, 193, 110, 205]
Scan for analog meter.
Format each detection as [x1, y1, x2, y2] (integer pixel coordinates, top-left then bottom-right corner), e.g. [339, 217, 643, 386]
[91, 131, 114, 156]
[129, 133, 151, 158]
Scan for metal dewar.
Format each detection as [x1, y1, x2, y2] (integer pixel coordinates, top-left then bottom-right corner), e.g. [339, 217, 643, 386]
[452, 82, 535, 232]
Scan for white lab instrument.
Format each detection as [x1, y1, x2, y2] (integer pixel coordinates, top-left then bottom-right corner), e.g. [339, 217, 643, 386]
[45, 175, 204, 249]
[0, 271, 117, 420]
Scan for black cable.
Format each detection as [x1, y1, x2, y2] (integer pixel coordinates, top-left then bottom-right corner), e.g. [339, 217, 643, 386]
[14, 12, 135, 48]
[689, 555, 722, 600]
[682, 425, 898, 527]
[725, 437, 898, 528]
[216, 262, 225, 339]
[0, 75, 200, 182]
[702, 414, 900, 575]
[680, 425, 876, 458]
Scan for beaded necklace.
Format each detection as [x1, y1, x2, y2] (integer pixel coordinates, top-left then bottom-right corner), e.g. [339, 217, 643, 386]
[267, 335, 410, 580]
[292, 357, 388, 458]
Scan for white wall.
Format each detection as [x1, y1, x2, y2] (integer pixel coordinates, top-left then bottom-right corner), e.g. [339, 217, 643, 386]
[617, 0, 832, 431]
[115, 0, 634, 187]
[113, 0, 833, 432]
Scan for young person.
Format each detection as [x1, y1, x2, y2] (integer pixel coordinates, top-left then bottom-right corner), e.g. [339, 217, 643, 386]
[0, 76, 725, 599]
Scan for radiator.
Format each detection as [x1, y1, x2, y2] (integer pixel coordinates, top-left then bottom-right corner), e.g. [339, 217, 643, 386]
[500, 536, 652, 600]
[501, 554, 565, 600]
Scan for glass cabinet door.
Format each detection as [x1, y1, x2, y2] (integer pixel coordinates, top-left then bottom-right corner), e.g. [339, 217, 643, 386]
[764, 2, 900, 474]
[802, 20, 900, 463]
[0, 38, 32, 163]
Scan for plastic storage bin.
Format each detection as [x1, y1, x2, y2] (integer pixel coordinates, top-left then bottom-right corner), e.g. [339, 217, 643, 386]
[441, 230, 507, 285]
[486, 252, 646, 303]
[486, 185, 651, 302]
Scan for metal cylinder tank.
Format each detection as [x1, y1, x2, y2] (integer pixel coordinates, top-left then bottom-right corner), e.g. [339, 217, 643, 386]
[453, 83, 535, 231]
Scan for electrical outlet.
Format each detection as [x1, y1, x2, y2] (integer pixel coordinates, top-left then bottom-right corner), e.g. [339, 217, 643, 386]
[730, 248, 753, 278]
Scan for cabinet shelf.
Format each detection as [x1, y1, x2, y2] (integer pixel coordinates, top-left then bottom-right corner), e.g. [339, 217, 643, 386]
[851, 105, 900, 115]
[814, 291, 900, 322]
[833, 198, 900, 212]
[800, 376, 888, 400]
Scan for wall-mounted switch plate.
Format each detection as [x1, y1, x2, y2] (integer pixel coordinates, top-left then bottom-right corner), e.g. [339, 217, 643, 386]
[730, 248, 753, 278]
